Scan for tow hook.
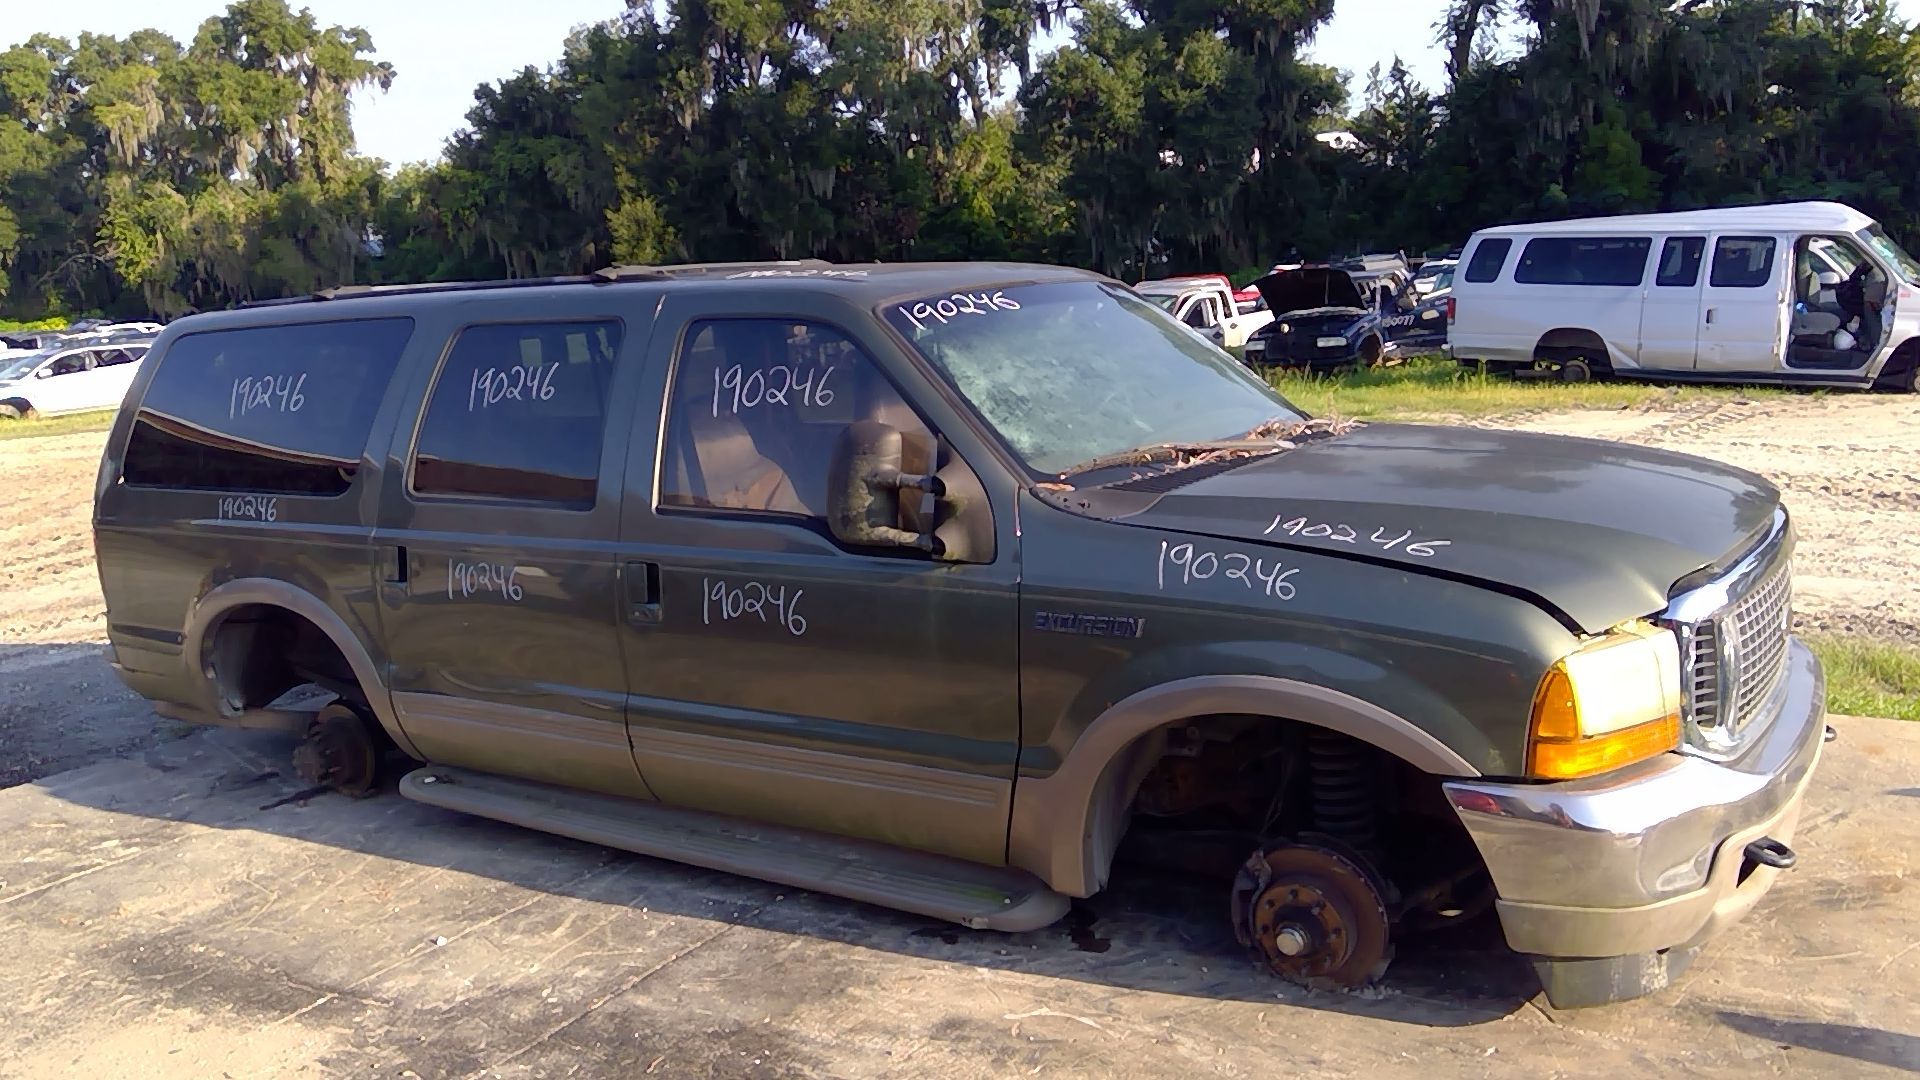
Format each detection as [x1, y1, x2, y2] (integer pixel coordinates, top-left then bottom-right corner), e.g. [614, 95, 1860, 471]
[1744, 837, 1798, 871]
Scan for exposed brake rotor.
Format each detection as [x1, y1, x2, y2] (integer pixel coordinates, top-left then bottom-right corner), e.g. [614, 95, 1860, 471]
[1230, 841, 1394, 991]
[291, 702, 381, 797]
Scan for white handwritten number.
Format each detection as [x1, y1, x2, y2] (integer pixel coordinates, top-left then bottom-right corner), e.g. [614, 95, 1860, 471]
[1157, 543, 1300, 604]
[711, 362, 836, 417]
[447, 558, 524, 602]
[895, 290, 1022, 331]
[228, 373, 308, 419]
[467, 363, 559, 412]
[1264, 514, 1451, 559]
[701, 577, 807, 636]
[216, 495, 277, 522]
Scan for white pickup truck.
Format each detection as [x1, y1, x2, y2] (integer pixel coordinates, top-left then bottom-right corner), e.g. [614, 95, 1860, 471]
[1134, 275, 1274, 350]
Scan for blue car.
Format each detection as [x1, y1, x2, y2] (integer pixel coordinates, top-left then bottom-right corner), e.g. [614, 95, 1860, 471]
[1240, 267, 1394, 371]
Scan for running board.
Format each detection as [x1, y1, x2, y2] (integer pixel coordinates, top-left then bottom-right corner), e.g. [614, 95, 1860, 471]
[398, 766, 1070, 932]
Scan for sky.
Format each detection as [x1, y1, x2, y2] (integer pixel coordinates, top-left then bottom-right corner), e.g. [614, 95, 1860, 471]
[19, 0, 1920, 167]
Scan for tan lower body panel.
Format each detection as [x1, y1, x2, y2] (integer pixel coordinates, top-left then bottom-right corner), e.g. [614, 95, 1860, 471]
[398, 766, 1069, 933]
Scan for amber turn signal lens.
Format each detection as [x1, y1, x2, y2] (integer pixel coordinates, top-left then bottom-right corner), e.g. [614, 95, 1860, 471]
[1529, 713, 1681, 780]
[1527, 622, 1684, 780]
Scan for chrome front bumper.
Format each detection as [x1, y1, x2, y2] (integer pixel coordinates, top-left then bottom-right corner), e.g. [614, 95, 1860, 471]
[1443, 637, 1825, 963]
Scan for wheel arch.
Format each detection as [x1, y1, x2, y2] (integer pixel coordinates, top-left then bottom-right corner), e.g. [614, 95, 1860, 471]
[1532, 327, 1619, 371]
[1006, 675, 1480, 898]
[183, 577, 421, 758]
[1872, 335, 1920, 391]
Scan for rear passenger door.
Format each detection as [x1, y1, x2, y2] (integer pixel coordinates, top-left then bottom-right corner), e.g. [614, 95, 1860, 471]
[1698, 234, 1787, 373]
[372, 299, 657, 799]
[1639, 235, 1705, 372]
[613, 299, 1021, 866]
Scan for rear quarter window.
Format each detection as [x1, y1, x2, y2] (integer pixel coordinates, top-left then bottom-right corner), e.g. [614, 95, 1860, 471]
[122, 318, 415, 495]
[1514, 237, 1652, 286]
[1463, 238, 1512, 283]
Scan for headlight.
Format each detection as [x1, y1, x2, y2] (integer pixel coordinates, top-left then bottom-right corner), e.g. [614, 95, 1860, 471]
[1278, 322, 1291, 334]
[1316, 336, 1348, 348]
[1527, 621, 1682, 780]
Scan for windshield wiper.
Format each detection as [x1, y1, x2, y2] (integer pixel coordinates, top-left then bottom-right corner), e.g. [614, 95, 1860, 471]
[1054, 416, 1367, 480]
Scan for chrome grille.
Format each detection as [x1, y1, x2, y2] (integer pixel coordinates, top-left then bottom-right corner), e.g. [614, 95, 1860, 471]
[1662, 511, 1794, 757]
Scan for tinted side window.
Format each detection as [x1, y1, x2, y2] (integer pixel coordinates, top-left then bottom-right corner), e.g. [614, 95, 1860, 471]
[123, 318, 414, 494]
[1514, 237, 1652, 286]
[660, 319, 929, 519]
[411, 321, 622, 508]
[1464, 238, 1511, 283]
[1656, 237, 1706, 287]
[1711, 236, 1777, 288]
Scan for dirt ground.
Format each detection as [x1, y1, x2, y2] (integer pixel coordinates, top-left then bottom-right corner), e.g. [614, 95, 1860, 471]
[1484, 392, 1920, 644]
[0, 398, 1916, 1076]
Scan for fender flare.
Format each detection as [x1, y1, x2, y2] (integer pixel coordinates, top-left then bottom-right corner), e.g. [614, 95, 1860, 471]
[182, 577, 421, 758]
[1006, 675, 1481, 898]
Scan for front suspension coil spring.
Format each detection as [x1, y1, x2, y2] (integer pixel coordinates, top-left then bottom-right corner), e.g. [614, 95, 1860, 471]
[1308, 729, 1379, 853]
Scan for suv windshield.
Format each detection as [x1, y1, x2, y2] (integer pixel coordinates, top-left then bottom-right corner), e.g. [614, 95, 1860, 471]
[882, 281, 1306, 474]
[1856, 223, 1920, 284]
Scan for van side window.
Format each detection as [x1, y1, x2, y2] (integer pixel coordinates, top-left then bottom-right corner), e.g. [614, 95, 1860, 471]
[1656, 237, 1706, 287]
[1464, 238, 1511, 283]
[123, 318, 415, 495]
[1710, 237, 1777, 288]
[660, 319, 930, 519]
[411, 321, 622, 508]
[1514, 237, 1652, 286]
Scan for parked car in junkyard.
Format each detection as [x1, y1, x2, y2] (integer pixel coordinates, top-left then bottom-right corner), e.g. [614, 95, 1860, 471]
[1410, 258, 1457, 297]
[96, 259, 1824, 1011]
[1135, 274, 1274, 350]
[1381, 262, 1454, 352]
[1241, 265, 1396, 370]
[0, 338, 152, 418]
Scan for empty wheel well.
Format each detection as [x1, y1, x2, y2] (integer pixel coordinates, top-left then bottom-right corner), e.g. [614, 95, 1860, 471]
[1533, 328, 1612, 370]
[1104, 714, 1489, 912]
[205, 604, 363, 713]
[1874, 338, 1920, 390]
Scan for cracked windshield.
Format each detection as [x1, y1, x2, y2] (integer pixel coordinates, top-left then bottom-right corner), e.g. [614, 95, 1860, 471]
[884, 281, 1305, 474]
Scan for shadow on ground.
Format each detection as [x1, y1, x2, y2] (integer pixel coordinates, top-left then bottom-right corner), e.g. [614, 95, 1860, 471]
[42, 721, 1542, 1031]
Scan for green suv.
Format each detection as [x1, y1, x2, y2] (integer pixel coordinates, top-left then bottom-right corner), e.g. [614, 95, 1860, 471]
[93, 261, 1826, 1008]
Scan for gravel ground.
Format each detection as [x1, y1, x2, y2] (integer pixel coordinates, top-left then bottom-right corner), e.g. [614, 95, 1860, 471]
[0, 393, 1914, 786]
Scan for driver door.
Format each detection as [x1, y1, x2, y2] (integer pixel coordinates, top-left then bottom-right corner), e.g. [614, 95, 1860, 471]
[614, 302, 1020, 865]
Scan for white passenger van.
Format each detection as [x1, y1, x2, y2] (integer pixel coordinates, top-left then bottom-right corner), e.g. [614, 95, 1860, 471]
[1448, 201, 1920, 390]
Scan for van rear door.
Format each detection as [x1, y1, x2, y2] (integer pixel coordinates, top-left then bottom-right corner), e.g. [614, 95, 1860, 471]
[1697, 234, 1787, 373]
[1639, 235, 1705, 372]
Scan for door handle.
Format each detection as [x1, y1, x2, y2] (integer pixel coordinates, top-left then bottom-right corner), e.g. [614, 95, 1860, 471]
[1705, 308, 1716, 325]
[624, 561, 663, 626]
[383, 545, 408, 586]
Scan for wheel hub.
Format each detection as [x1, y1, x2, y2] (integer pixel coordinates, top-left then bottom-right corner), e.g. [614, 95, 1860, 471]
[1231, 842, 1393, 990]
[291, 703, 380, 797]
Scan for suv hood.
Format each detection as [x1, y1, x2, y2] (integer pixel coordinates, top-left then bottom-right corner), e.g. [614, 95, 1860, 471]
[1254, 268, 1367, 316]
[1090, 424, 1780, 632]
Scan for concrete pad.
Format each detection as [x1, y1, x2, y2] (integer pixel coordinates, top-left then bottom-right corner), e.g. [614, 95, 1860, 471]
[0, 719, 1914, 1078]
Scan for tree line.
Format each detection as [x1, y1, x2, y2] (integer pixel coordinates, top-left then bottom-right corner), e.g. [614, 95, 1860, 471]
[4, 0, 1919, 319]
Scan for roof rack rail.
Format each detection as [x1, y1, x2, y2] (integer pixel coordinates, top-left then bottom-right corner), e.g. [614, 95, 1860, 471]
[237, 260, 846, 309]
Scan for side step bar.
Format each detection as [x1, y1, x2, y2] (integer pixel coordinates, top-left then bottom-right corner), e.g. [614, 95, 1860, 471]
[398, 766, 1070, 933]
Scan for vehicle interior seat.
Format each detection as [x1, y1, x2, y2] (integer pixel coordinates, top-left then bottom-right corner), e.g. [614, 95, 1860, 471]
[666, 324, 810, 516]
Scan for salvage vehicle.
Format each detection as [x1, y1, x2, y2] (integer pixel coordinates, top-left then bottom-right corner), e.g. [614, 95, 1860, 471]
[1241, 266, 1395, 370]
[1380, 264, 1452, 352]
[95, 260, 1826, 1009]
[1449, 200, 1920, 388]
[1134, 274, 1274, 350]
[0, 339, 151, 419]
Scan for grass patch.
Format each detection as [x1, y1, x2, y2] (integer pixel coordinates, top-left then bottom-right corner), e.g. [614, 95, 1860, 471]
[1259, 356, 1789, 421]
[0, 409, 116, 441]
[1805, 635, 1920, 721]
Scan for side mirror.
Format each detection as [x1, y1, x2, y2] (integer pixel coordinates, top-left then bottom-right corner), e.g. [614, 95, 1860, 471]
[32, 367, 51, 379]
[828, 421, 945, 554]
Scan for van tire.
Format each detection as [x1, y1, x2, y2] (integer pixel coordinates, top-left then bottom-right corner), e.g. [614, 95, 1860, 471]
[0, 400, 36, 420]
[1873, 345, 1920, 392]
[1559, 357, 1594, 383]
